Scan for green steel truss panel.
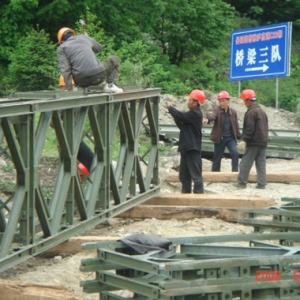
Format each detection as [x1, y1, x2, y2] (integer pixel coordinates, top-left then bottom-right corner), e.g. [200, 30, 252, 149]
[238, 198, 300, 235]
[80, 233, 300, 299]
[155, 124, 300, 159]
[0, 88, 160, 272]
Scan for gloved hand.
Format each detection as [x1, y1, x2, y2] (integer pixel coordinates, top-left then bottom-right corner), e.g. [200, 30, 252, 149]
[237, 141, 246, 153]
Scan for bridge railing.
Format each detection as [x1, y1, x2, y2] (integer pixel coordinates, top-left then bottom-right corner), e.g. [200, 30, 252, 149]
[0, 88, 161, 272]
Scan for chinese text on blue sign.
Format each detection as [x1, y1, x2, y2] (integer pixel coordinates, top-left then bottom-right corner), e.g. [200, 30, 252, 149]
[230, 22, 292, 81]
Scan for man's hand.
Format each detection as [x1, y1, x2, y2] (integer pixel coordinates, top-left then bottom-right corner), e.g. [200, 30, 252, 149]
[237, 141, 246, 153]
[165, 101, 172, 108]
[203, 118, 209, 125]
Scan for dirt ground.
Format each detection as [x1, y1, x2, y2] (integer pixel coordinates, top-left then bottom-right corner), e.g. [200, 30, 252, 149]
[0, 92, 300, 299]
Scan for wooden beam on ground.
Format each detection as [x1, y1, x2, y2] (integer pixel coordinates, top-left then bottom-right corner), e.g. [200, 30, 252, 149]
[117, 193, 275, 222]
[0, 279, 81, 300]
[165, 171, 300, 183]
[46, 236, 119, 255]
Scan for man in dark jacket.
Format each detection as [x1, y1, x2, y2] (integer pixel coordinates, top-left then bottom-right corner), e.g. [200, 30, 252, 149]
[57, 27, 122, 93]
[203, 90, 241, 172]
[166, 89, 205, 194]
[233, 89, 268, 189]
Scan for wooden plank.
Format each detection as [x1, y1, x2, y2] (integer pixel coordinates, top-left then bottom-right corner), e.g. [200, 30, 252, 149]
[46, 236, 119, 255]
[144, 193, 275, 208]
[165, 171, 300, 183]
[0, 279, 81, 300]
[116, 194, 274, 222]
[117, 205, 244, 222]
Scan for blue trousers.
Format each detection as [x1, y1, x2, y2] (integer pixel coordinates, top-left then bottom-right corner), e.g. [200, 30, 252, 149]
[212, 136, 239, 172]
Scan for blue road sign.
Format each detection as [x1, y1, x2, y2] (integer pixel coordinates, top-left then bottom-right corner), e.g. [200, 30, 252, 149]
[230, 22, 292, 81]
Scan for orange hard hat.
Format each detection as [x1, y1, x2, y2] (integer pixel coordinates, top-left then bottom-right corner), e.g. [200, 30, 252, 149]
[57, 27, 76, 44]
[188, 89, 206, 104]
[217, 90, 230, 100]
[241, 89, 256, 101]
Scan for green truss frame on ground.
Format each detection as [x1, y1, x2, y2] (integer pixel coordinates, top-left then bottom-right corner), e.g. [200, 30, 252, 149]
[238, 197, 300, 235]
[155, 124, 300, 159]
[0, 87, 161, 272]
[80, 231, 300, 299]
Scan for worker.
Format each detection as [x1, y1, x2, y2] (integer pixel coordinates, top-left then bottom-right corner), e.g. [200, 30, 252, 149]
[233, 89, 268, 189]
[57, 27, 123, 93]
[166, 89, 205, 194]
[203, 90, 241, 172]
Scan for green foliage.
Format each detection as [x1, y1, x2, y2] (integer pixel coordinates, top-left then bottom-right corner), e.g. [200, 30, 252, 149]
[0, 1, 37, 64]
[3, 27, 58, 93]
[127, 0, 235, 65]
[0, 1, 300, 112]
[77, 7, 116, 60]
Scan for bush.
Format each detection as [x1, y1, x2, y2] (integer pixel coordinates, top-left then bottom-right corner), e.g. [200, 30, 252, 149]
[3, 27, 59, 94]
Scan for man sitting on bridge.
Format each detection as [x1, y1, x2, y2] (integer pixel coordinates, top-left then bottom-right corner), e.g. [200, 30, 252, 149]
[57, 27, 123, 93]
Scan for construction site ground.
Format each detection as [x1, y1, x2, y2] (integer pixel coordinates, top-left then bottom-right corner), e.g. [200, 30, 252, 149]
[0, 156, 299, 300]
[0, 93, 300, 299]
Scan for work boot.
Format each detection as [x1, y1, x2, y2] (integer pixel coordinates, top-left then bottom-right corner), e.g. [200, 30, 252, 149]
[255, 184, 266, 189]
[103, 83, 123, 93]
[232, 182, 247, 189]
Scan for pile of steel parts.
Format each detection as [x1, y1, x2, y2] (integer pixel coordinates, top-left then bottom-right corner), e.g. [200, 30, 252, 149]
[80, 212, 300, 299]
[152, 124, 300, 159]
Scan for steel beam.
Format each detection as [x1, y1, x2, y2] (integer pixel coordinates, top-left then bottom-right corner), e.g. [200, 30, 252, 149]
[0, 88, 160, 272]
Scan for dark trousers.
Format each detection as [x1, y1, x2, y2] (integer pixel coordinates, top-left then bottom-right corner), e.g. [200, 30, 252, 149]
[238, 146, 267, 186]
[212, 136, 239, 172]
[77, 141, 94, 171]
[179, 150, 204, 194]
[75, 55, 121, 88]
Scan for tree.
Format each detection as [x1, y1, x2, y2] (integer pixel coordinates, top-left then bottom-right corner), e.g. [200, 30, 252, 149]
[4, 27, 59, 92]
[120, 0, 235, 65]
[224, 0, 300, 40]
[0, 0, 37, 65]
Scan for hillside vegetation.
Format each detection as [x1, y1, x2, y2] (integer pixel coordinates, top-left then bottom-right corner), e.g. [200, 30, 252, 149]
[0, 0, 300, 115]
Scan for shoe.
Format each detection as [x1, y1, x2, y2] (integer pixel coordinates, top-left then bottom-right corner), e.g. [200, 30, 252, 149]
[255, 184, 266, 189]
[232, 182, 247, 189]
[103, 83, 123, 93]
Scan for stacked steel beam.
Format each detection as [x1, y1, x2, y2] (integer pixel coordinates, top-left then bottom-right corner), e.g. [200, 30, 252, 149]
[80, 232, 300, 299]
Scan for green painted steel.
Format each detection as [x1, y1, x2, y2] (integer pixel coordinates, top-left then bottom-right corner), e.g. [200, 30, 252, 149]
[238, 197, 300, 235]
[80, 233, 300, 299]
[0, 88, 160, 272]
[155, 124, 300, 159]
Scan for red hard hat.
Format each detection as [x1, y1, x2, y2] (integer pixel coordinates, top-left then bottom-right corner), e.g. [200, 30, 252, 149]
[241, 89, 256, 101]
[217, 90, 230, 100]
[188, 89, 206, 104]
[78, 163, 90, 177]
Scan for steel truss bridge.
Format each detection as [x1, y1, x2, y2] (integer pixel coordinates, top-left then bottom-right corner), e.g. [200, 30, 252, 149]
[0, 87, 161, 272]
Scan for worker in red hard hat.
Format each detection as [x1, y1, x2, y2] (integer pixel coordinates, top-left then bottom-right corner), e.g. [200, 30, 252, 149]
[165, 89, 205, 194]
[233, 89, 268, 189]
[203, 90, 241, 172]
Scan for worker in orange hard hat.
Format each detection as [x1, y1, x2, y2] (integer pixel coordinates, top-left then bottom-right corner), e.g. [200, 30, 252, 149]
[233, 89, 268, 189]
[165, 89, 205, 194]
[56, 26, 123, 93]
[203, 90, 241, 172]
